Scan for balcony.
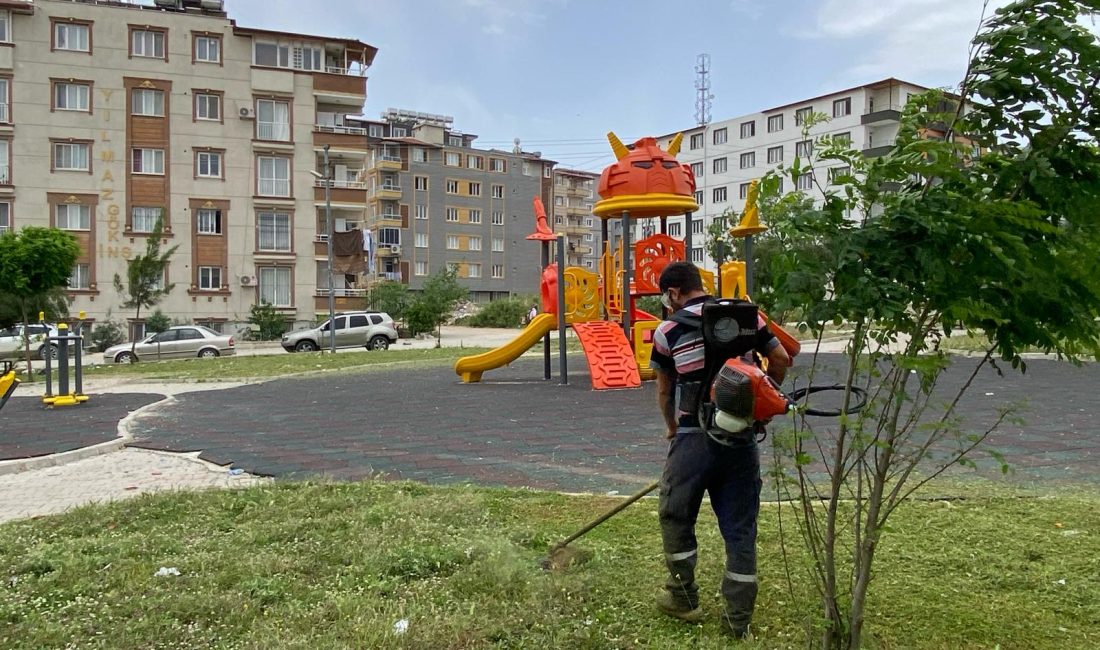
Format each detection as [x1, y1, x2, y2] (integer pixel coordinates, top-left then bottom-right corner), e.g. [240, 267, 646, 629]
[370, 153, 402, 171]
[563, 223, 590, 236]
[313, 123, 369, 148]
[314, 288, 368, 298]
[862, 144, 895, 158]
[312, 73, 367, 105]
[370, 184, 403, 201]
[376, 245, 401, 257]
[379, 271, 403, 282]
[565, 205, 591, 217]
[861, 108, 902, 126]
[572, 245, 594, 255]
[565, 186, 592, 199]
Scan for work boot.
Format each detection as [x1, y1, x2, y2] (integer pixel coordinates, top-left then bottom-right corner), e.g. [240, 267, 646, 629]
[720, 615, 751, 640]
[655, 591, 703, 623]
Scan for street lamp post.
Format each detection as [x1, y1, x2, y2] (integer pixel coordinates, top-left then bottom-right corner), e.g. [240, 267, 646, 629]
[312, 145, 336, 354]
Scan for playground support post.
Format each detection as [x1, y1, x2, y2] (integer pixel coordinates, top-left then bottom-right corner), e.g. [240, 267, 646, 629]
[600, 218, 610, 320]
[73, 312, 85, 395]
[542, 241, 551, 381]
[621, 211, 632, 340]
[744, 234, 754, 297]
[684, 211, 693, 261]
[556, 234, 568, 385]
[57, 323, 70, 396]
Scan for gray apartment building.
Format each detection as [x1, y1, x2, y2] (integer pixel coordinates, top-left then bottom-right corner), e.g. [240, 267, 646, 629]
[551, 168, 599, 271]
[349, 109, 556, 302]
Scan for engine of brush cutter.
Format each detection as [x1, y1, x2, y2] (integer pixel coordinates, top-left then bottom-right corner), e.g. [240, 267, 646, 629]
[709, 357, 791, 434]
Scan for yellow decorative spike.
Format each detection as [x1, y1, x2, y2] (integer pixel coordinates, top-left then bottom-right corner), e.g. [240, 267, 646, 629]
[607, 131, 630, 160]
[667, 133, 683, 157]
[730, 180, 768, 237]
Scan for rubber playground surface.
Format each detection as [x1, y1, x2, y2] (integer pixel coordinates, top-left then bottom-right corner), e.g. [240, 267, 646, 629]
[121, 354, 1100, 494]
[0, 393, 162, 460]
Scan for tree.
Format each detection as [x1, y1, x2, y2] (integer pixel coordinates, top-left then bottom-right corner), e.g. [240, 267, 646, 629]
[113, 217, 177, 361]
[703, 208, 737, 269]
[367, 280, 410, 321]
[144, 309, 171, 335]
[760, 2, 1100, 646]
[405, 267, 467, 341]
[248, 301, 286, 341]
[0, 227, 80, 374]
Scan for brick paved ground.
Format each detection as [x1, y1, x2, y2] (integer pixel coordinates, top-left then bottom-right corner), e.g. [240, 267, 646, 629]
[128, 354, 1099, 494]
[0, 393, 162, 460]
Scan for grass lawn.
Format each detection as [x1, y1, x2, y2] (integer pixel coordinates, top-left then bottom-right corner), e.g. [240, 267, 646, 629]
[1, 481, 1096, 649]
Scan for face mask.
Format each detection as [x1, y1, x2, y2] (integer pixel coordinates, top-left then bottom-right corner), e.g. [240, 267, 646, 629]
[660, 290, 674, 310]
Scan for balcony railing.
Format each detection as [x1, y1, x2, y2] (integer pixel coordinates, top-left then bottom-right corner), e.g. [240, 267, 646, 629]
[380, 271, 403, 282]
[0, 164, 9, 185]
[0, 102, 8, 124]
[379, 212, 402, 221]
[314, 178, 367, 190]
[313, 123, 366, 136]
[258, 180, 291, 197]
[315, 288, 368, 297]
[257, 121, 291, 141]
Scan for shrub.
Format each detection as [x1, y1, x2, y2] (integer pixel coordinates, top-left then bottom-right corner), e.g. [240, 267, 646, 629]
[249, 302, 286, 341]
[89, 321, 125, 352]
[367, 281, 410, 321]
[467, 297, 530, 328]
[145, 310, 171, 334]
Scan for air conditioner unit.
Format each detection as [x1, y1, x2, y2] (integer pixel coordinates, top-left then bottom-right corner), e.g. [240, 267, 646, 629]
[240, 275, 257, 286]
[239, 107, 256, 120]
[389, 245, 401, 255]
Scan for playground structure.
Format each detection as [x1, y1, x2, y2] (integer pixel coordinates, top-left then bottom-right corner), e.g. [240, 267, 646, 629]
[454, 132, 796, 390]
[41, 312, 91, 407]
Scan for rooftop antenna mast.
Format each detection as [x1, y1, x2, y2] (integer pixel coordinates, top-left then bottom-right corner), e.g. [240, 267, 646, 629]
[694, 53, 713, 127]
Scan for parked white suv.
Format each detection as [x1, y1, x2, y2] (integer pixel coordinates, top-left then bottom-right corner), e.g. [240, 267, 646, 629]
[0, 323, 60, 361]
[281, 312, 399, 352]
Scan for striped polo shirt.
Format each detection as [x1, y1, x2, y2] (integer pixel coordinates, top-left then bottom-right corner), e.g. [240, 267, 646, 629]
[650, 296, 779, 428]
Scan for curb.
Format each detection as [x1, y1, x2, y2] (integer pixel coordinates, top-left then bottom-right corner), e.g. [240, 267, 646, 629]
[0, 394, 172, 476]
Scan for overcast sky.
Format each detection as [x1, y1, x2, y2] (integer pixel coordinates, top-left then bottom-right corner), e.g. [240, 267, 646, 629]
[228, 0, 1007, 172]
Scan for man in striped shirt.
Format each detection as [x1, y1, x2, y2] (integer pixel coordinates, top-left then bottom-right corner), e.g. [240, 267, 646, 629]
[650, 261, 789, 639]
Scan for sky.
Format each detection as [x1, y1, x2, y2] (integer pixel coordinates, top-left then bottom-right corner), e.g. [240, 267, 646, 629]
[227, 0, 1008, 173]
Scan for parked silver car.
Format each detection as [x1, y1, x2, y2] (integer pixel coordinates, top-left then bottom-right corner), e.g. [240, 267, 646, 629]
[0, 323, 60, 361]
[104, 325, 236, 363]
[281, 311, 398, 352]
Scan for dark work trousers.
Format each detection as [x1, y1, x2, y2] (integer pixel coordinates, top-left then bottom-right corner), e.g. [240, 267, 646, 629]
[658, 429, 761, 629]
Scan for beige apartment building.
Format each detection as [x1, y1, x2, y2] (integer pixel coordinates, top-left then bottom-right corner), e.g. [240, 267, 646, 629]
[550, 168, 599, 270]
[0, 0, 376, 336]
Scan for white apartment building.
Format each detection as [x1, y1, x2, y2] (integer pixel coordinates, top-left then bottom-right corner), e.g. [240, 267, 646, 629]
[655, 78, 932, 271]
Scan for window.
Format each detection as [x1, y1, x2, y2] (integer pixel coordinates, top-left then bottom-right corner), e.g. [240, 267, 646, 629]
[492, 238, 504, 252]
[691, 248, 704, 263]
[132, 29, 166, 59]
[694, 190, 703, 206]
[56, 204, 91, 230]
[795, 139, 813, 159]
[796, 172, 814, 191]
[583, 233, 594, 242]
[740, 152, 755, 169]
[54, 82, 90, 112]
[468, 182, 481, 197]
[194, 35, 220, 63]
[198, 266, 222, 290]
[53, 142, 90, 171]
[258, 211, 291, 251]
[128, 147, 163, 175]
[258, 156, 291, 196]
[447, 135, 463, 147]
[446, 208, 459, 222]
[668, 222, 682, 237]
[795, 106, 813, 126]
[832, 97, 852, 118]
[739, 183, 751, 200]
[378, 227, 400, 246]
[131, 89, 164, 117]
[415, 204, 428, 220]
[489, 158, 506, 172]
[468, 263, 481, 278]
[391, 126, 407, 137]
[492, 211, 504, 225]
[829, 166, 851, 184]
[0, 202, 8, 234]
[467, 155, 483, 170]
[196, 151, 222, 178]
[446, 179, 459, 194]
[544, 166, 552, 178]
[469, 236, 482, 251]
[767, 146, 783, 164]
[414, 176, 428, 191]
[415, 232, 428, 248]
[491, 264, 504, 278]
[522, 162, 533, 176]
[407, 147, 427, 163]
[69, 263, 91, 290]
[690, 162, 703, 178]
[767, 114, 783, 133]
[712, 186, 727, 203]
[368, 124, 383, 138]
[445, 152, 461, 166]
[776, 178, 784, 194]
[692, 220, 703, 235]
[131, 207, 161, 233]
[585, 218, 594, 227]
[55, 22, 90, 52]
[713, 128, 728, 145]
[196, 208, 221, 234]
[415, 261, 429, 276]
[0, 11, 9, 43]
[469, 209, 482, 224]
[195, 93, 221, 121]
[491, 184, 504, 199]
[713, 157, 727, 174]
[446, 235, 460, 250]
[258, 266, 292, 307]
[689, 133, 703, 149]
[740, 121, 755, 139]
[834, 131, 852, 146]
[256, 99, 290, 141]
[0, 78, 6, 123]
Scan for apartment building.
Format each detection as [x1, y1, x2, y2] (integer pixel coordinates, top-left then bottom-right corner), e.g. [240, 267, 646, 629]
[0, 0, 377, 336]
[348, 109, 556, 303]
[654, 78, 934, 270]
[550, 168, 599, 270]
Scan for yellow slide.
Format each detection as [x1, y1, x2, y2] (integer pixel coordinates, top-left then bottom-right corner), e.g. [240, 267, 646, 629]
[455, 313, 557, 383]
